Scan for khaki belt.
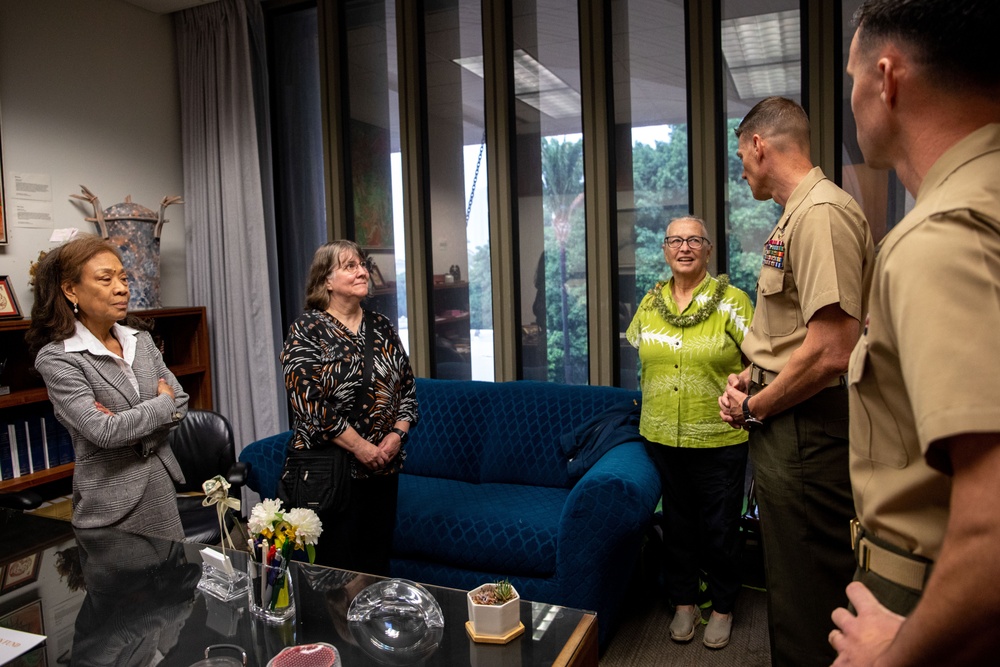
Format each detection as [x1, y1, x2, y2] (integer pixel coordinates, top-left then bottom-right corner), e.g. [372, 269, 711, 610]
[749, 363, 845, 389]
[850, 518, 932, 591]
[749, 364, 778, 387]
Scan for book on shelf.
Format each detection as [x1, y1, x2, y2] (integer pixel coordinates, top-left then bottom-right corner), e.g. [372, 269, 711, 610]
[25, 414, 46, 474]
[1, 410, 76, 481]
[43, 412, 72, 466]
[0, 425, 13, 481]
[6, 423, 23, 479]
[13, 422, 30, 477]
[46, 413, 74, 465]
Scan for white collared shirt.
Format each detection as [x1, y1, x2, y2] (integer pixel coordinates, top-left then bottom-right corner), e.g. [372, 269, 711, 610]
[64, 320, 141, 395]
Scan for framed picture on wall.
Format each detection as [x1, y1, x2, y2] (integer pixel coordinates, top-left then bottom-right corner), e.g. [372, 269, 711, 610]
[0, 599, 46, 667]
[369, 260, 386, 289]
[0, 599, 44, 634]
[0, 276, 22, 320]
[1, 553, 41, 593]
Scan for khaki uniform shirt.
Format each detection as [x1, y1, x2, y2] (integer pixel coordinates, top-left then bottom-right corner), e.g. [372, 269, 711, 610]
[742, 167, 874, 373]
[850, 123, 1000, 560]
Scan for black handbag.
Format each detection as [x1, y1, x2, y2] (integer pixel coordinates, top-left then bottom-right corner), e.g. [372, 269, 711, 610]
[277, 445, 352, 514]
[278, 312, 374, 514]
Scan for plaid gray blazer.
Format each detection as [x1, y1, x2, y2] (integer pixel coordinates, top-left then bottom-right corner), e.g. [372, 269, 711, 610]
[34, 330, 189, 528]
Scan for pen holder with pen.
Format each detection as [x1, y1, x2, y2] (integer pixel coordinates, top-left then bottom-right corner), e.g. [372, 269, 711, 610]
[247, 559, 295, 623]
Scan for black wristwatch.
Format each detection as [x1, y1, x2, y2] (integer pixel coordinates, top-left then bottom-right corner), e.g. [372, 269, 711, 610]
[742, 397, 764, 428]
[390, 427, 409, 444]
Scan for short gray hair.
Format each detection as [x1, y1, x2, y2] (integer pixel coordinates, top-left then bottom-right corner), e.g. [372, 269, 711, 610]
[666, 215, 711, 242]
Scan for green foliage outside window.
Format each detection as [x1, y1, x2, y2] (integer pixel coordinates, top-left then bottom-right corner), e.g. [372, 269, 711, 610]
[465, 120, 781, 382]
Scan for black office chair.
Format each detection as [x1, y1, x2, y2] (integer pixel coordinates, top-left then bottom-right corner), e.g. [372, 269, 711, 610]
[0, 491, 44, 532]
[0, 491, 44, 511]
[167, 410, 249, 545]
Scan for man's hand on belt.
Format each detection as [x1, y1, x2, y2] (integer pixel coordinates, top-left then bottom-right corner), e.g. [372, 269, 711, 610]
[829, 581, 905, 667]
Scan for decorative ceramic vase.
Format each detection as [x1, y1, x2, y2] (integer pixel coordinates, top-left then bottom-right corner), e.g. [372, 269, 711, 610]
[247, 559, 295, 623]
[466, 583, 523, 642]
[71, 186, 183, 310]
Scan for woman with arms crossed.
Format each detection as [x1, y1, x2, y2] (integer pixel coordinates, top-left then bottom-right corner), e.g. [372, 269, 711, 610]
[28, 235, 188, 539]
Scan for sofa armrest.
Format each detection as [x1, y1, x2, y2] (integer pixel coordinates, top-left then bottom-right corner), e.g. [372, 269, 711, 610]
[557, 441, 660, 611]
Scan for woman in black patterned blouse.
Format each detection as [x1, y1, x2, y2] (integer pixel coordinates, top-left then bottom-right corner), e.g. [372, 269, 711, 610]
[281, 240, 418, 574]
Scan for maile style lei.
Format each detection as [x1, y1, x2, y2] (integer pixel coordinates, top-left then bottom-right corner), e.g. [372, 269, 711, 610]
[646, 274, 730, 328]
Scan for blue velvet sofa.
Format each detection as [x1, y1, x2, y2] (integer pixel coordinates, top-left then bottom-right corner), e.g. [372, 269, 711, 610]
[240, 378, 661, 647]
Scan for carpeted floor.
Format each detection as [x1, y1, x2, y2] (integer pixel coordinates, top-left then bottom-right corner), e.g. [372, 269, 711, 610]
[600, 586, 770, 666]
[600, 510, 771, 667]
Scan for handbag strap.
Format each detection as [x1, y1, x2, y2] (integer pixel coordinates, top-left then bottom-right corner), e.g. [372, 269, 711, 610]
[348, 310, 376, 437]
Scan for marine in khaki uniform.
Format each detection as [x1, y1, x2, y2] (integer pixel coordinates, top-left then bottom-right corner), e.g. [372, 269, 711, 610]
[830, 1, 1000, 666]
[719, 97, 875, 667]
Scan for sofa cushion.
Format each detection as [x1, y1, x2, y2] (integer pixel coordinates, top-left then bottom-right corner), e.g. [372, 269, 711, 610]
[479, 381, 641, 488]
[394, 474, 568, 577]
[403, 379, 490, 482]
[240, 431, 292, 499]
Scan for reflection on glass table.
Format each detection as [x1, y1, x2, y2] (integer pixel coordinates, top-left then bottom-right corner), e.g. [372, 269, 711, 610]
[0, 514, 598, 667]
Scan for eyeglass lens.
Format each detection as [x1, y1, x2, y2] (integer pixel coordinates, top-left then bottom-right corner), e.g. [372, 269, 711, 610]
[663, 236, 706, 249]
[342, 259, 372, 272]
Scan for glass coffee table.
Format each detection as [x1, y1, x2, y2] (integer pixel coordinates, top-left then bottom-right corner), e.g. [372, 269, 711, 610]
[0, 512, 597, 666]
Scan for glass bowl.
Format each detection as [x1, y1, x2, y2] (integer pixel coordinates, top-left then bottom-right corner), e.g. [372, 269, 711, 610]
[347, 578, 444, 665]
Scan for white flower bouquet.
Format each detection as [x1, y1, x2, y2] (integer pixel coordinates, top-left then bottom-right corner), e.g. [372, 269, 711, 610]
[246, 499, 323, 620]
[247, 498, 323, 564]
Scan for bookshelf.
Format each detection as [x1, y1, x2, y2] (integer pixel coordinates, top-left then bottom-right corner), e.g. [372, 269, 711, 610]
[0, 306, 212, 492]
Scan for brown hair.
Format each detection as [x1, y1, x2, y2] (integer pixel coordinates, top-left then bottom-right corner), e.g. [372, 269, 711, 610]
[854, 0, 1000, 94]
[303, 240, 368, 310]
[734, 96, 811, 151]
[26, 235, 145, 357]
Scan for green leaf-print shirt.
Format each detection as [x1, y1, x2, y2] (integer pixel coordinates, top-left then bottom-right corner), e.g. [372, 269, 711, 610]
[626, 273, 754, 448]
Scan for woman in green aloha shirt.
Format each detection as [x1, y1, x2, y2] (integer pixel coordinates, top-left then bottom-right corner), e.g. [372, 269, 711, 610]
[627, 216, 754, 651]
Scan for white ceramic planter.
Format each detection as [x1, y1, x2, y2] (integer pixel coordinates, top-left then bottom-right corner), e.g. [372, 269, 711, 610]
[467, 583, 521, 637]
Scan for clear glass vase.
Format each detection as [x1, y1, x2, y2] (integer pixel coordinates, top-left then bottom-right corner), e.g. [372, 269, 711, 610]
[247, 559, 295, 623]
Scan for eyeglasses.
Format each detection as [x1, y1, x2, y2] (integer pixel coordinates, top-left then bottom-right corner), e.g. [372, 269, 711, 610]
[340, 258, 373, 274]
[662, 235, 710, 250]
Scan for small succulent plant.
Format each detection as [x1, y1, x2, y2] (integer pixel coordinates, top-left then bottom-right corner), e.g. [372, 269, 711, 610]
[471, 579, 517, 606]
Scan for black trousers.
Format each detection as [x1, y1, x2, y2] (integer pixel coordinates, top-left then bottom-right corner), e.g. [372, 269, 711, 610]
[645, 441, 749, 614]
[749, 386, 856, 667]
[314, 473, 399, 576]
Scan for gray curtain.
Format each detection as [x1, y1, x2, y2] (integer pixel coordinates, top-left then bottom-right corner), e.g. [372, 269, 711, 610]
[175, 0, 286, 453]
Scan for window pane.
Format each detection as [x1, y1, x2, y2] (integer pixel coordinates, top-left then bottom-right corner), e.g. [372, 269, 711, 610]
[345, 0, 407, 337]
[513, 0, 587, 384]
[840, 0, 912, 243]
[425, 0, 493, 381]
[269, 6, 325, 331]
[721, 0, 801, 301]
[612, 0, 690, 390]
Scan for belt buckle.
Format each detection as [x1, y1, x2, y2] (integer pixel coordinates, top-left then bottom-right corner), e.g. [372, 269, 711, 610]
[850, 519, 873, 572]
[850, 517, 861, 551]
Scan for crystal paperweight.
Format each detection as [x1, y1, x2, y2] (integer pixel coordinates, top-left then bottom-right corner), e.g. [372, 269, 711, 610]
[347, 578, 444, 664]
